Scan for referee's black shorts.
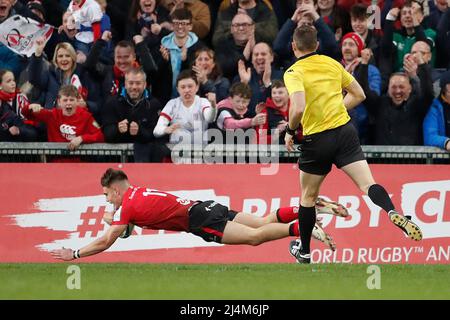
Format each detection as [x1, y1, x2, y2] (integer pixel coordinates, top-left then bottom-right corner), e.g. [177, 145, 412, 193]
[297, 121, 365, 176]
[188, 201, 238, 243]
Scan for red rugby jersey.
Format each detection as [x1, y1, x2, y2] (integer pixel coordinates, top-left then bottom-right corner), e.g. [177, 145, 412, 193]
[111, 186, 194, 231]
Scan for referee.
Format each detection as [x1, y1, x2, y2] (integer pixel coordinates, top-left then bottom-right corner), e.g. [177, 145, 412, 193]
[283, 26, 423, 264]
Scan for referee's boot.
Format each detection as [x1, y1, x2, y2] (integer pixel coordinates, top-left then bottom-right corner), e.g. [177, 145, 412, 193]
[289, 239, 311, 264]
[389, 210, 423, 241]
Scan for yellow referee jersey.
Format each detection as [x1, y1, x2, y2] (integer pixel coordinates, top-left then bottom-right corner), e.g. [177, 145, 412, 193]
[284, 53, 354, 135]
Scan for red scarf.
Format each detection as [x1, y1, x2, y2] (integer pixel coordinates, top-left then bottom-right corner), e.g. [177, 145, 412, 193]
[0, 89, 17, 102]
[111, 61, 140, 95]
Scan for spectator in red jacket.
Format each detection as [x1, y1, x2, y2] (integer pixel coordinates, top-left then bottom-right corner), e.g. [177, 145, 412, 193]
[23, 85, 104, 150]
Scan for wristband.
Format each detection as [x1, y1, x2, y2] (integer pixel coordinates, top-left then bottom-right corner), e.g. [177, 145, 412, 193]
[73, 249, 80, 259]
[285, 123, 298, 135]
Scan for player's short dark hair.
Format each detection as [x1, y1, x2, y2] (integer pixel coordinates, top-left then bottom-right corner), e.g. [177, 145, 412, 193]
[350, 3, 368, 19]
[229, 82, 252, 99]
[170, 8, 193, 22]
[101, 168, 129, 187]
[293, 25, 318, 52]
[176, 69, 198, 86]
[58, 85, 80, 98]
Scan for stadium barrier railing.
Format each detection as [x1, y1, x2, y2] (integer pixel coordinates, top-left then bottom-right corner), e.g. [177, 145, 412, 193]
[0, 142, 448, 164]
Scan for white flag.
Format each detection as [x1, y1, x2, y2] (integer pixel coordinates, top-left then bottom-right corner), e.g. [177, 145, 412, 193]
[0, 15, 54, 57]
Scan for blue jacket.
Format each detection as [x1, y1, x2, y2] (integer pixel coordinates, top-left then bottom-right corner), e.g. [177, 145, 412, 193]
[423, 98, 450, 149]
[349, 63, 381, 144]
[161, 32, 199, 97]
[0, 43, 24, 79]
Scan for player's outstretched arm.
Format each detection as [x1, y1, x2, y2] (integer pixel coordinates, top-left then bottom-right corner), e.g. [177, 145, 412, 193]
[50, 224, 127, 261]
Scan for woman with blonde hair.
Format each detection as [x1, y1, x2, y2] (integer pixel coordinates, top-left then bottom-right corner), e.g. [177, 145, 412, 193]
[28, 38, 101, 119]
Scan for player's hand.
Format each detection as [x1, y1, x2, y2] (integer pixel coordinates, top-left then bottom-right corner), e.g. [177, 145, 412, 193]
[103, 211, 114, 225]
[29, 103, 43, 113]
[68, 136, 83, 150]
[50, 247, 75, 261]
[129, 121, 139, 135]
[285, 132, 295, 152]
[118, 119, 129, 133]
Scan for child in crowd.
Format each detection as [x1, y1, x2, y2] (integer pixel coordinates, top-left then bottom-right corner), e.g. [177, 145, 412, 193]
[0, 69, 39, 142]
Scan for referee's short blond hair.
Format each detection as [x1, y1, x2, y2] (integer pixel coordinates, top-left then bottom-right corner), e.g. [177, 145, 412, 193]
[293, 25, 318, 52]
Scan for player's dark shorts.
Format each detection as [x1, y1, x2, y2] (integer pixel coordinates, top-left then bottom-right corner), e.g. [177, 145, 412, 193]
[188, 200, 237, 243]
[297, 121, 365, 175]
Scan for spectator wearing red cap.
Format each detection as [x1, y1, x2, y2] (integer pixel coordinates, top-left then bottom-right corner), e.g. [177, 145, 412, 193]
[341, 32, 381, 144]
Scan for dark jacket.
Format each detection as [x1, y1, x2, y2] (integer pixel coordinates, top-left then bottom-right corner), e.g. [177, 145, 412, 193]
[212, 0, 279, 48]
[436, 7, 450, 69]
[124, 5, 171, 50]
[363, 63, 434, 145]
[101, 89, 162, 143]
[198, 77, 230, 102]
[0, 100, 37, 142]
[84, 38, 158, 107]
[215, 35, 246, 81]
[273, 17, 339, 67]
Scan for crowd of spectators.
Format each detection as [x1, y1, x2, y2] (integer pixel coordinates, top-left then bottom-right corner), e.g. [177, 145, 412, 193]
[0, 0, 449, 161]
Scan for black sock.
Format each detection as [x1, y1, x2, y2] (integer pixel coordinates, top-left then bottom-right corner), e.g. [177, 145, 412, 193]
[298, 205, 316, 254]
[289, 223, 296, 236]
[368, 184, 395, 214]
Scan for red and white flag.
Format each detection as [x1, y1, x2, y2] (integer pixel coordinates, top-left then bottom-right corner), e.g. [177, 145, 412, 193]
[0, 14, 53, 57]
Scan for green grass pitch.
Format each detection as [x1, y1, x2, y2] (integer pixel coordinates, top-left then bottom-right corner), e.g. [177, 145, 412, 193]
[1, 263, 449, 299]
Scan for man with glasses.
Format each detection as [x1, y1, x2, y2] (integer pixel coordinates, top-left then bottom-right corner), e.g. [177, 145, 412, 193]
[159, 7, 205, 98]
[215, 12, 256, 80]
[163, 0, 211, 39]
[212, 0, 278, 49]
